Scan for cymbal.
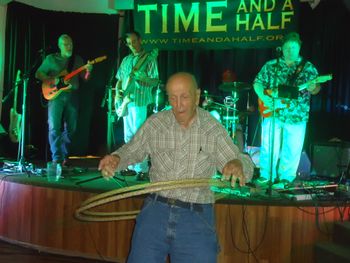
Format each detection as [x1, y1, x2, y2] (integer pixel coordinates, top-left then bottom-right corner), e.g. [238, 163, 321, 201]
[218, 82, 251, 92]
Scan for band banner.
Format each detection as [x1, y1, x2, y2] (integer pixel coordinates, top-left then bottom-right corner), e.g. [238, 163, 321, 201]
[134, 0, 300, 50]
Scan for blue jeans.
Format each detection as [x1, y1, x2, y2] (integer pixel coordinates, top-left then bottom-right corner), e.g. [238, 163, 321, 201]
[47, 93, 78, 162]
[127, 195, 219, 263]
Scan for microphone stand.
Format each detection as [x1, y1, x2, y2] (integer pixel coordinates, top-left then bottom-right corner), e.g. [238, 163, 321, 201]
[1, 88, 14, 104]
[266, 98, 276, 196]
[18, 73, 28, 171]
[266, 56, 281, 196]
[8, 51, 44, 175]
[106, 83, 115, 153]
[5, 72, 34, 176]
[100, 67, 116, 153]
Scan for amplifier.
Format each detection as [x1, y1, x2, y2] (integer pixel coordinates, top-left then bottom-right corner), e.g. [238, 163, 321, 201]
[311, 142, 350, 177]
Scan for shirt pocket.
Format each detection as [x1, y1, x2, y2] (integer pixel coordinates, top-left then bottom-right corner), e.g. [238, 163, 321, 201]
[195, 141, 216, 174]
[152, 147, 175, 171]
[150, 134, 176, 171]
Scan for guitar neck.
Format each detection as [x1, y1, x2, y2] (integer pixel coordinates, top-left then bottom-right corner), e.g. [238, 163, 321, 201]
[62, 55, 107, 81]
[298, 82, 311, 91]
[298, 74, 332, 91]
[63, 64, 87, 81]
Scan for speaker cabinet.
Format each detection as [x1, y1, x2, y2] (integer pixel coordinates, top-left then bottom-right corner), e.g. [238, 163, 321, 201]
[311, 142, 350, 177]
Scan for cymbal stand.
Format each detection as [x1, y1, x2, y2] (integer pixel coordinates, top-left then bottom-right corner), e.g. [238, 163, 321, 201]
[243, 92, 251, 152]
[223, 95, 239, 140]
[231, 90, 238, 140]
[106, 84, 115, 152]
[153, 82, 162, 113]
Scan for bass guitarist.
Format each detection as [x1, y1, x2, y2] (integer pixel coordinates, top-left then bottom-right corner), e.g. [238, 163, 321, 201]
[253, 32, 322, 190]
[35, 34, 93, 166]
[114, 31, 159, 180]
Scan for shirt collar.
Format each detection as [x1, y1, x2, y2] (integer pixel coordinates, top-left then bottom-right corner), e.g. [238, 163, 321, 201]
[281, 56, 302, 67]
[168, 107, 201, 129]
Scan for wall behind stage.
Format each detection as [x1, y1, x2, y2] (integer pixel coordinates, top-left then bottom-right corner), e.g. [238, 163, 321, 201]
[1, 1, 350, 161]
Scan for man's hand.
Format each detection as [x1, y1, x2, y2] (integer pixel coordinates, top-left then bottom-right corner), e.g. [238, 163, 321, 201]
[98, 154, 120, 180]
[221, 159, 245, 188]
[307, 82, 321, 95]
[86, 63, 93, 73]
[260, 93, 273, 109]
[115, 90, 123, 102]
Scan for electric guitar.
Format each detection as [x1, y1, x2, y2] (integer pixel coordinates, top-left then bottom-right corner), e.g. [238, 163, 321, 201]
[115, 49, 159, 119]
[41, 55, 107, 100]
[9, 70, 22, 143]
[258, 74, 333, 118]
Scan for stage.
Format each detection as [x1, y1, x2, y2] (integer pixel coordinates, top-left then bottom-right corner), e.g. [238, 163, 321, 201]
[0, 157, 349, 263]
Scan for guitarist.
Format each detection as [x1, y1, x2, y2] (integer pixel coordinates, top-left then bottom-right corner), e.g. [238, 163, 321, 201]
[35, 34, 93, 166]
[253, 32, 321, 190]
[114, 31, 159, 179]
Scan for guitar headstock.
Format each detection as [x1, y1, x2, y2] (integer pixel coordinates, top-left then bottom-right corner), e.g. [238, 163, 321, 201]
[317, 74, 333, 83]
[88, 56, 107, 65]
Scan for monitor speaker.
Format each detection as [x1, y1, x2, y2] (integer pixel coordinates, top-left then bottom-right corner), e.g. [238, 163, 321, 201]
[311, 142, 350, 177]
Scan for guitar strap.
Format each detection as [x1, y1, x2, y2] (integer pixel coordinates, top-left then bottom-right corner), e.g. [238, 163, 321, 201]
[67, 54, 76, 72]
[123, 50, 151, 95]
[287, 58, 306, 86]
[132, 51, 149, 73]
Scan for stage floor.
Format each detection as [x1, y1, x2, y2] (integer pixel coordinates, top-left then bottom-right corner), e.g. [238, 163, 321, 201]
[0, 156, 349, 206]
[0, 156, 350, 263]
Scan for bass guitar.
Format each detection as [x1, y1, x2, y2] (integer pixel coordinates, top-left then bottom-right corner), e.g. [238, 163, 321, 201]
[41, 55, 107, 100]
[115, 49, 158, 119]
[9, 70, 22, 143]
[258, 74, 333, 118]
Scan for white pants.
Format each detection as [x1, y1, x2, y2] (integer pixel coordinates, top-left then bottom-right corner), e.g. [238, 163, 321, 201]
[260, 117, 306, 182]
[123, 102, 149, 173]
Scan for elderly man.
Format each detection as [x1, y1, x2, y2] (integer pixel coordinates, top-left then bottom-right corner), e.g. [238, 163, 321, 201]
[99, 72, 253, 263]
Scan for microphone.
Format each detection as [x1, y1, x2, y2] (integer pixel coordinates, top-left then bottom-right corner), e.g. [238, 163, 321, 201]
[275, 46, 282, 57]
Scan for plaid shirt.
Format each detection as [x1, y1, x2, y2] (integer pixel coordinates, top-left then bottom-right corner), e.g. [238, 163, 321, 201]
[116, 49, 158, 107]
[254, 56, 318, 123]
[113, 108, 254, 204]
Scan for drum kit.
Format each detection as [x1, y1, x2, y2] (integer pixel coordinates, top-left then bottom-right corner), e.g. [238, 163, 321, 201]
[202, 81, 253, 150]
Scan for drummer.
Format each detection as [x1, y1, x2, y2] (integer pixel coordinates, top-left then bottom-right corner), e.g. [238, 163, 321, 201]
[218, 70, 255, 152]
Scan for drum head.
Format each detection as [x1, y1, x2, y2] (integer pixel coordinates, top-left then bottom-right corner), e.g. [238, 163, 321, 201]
[209, 110, 221, 123]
